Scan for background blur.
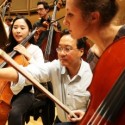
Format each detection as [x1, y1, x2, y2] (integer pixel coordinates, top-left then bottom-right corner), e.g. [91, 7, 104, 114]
[0, 0, 125, 30]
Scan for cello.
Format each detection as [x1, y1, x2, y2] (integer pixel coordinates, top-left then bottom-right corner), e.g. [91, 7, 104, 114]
[40, 0, 63, 61]
[0, 28, 37, 125]
[77, 37, 125, 125]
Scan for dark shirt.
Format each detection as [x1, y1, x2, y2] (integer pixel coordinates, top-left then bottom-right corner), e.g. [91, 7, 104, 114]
[33, 17, 51, 46]
[87, 25, 125, 71]
[33, 17, 61, 47]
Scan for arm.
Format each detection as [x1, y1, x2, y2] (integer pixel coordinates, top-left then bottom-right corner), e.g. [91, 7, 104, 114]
[11, 44, 44, 94]
[0, 67, 18, 82]
[14, 44, 44, 63]
[14, 44, 32, 61]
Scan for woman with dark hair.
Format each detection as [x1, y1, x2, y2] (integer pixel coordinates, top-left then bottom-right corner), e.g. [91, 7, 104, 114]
[6, 15, 44, 125]
[7, 15, 34, 53]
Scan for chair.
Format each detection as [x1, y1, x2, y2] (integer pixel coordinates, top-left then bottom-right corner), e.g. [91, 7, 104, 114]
[25, 82, 55, 125]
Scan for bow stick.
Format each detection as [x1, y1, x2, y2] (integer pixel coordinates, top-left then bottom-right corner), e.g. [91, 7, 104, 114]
[0, 49, 77, 118]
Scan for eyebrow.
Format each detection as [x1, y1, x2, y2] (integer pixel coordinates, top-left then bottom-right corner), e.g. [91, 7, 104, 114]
[13, 25, 26, 28]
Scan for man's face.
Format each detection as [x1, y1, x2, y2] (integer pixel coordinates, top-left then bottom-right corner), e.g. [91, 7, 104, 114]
[57, 34, 83, 68]
[37, 4, 48, 18]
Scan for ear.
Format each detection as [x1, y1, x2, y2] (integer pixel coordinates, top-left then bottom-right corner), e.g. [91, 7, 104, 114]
[89, 11, 100, 24]
[46, 8, 49, 13]
[79, 48, 84, 57]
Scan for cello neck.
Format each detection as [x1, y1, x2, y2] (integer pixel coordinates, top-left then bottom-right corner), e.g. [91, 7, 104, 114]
[44, 2, 58, 60]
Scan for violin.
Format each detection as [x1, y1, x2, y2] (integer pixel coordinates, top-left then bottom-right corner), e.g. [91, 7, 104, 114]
[0, 28, 36, 125]
[77, 37, 125, 125]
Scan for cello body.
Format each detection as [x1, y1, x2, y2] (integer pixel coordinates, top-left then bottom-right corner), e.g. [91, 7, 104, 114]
[78, 37, 125, 125]
[0, 55, 28, 125]
[40, 30, 62, 61]
[0, 80, 13, 125]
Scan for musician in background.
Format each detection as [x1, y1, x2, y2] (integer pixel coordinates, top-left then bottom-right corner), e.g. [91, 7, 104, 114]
[4, 16, 13, 29]
[33, 1, 61, 46]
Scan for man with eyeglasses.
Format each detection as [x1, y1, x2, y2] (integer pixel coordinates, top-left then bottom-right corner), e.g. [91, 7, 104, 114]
[33, 1, 51, 46]
[33, 1, 61, 46]
[52, 32, 92, 124]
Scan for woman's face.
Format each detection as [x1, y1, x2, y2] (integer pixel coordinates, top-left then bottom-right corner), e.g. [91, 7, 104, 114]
[12, 19, 29, 43]
[63, 0, 91, 39]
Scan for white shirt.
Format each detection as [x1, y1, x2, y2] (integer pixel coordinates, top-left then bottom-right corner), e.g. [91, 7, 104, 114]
[10, 44, 44, 94]
[17, 59, 93, 122]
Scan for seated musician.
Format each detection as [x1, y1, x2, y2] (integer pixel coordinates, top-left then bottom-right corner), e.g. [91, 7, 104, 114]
[0, 30, 93, 124]
[33, 1, 61, 46]
[5, 15, 54, 125]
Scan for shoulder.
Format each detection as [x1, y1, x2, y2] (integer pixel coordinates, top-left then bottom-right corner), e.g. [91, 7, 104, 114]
[28, 44, 40, 49]
[80, 60, 93, 76]
[33, 20, 41, 28]
[27, 44, 42, 52]
[81, 60, 91, 69]
[114, 25, 125, 42]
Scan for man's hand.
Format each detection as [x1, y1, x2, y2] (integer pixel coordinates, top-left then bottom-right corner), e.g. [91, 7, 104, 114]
[67, 110, 85, 122]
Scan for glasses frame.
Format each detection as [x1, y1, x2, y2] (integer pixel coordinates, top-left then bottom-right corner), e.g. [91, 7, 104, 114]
[56, 46, 78, 53]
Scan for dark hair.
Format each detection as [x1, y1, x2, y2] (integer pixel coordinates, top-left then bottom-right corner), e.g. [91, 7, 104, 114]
[77, 37, 90, 60]
[37, 1, 50, 10]
[5, 16, 13, 22]
[7, 15, 34, 52]
[62, 29, 90, 60]
[77, 37, 87, 49]
[76, 0, 119, 26]
[62, 29, 87, 49]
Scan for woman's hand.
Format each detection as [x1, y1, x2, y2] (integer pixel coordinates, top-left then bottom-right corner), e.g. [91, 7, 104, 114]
[14, 44, 31, 61]
[67, 110, 85, 122]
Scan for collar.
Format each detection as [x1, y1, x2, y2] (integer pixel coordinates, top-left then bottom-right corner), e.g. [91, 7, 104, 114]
[60, 59, 86, 78]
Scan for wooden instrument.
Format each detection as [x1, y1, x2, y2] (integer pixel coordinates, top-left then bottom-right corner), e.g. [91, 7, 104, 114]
[78, 37, 125, 125]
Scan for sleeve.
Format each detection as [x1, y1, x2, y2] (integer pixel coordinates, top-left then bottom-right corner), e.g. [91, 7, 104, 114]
[11, 60, 58, 94]
[27, 45, 44, 64]
[10, 45, 44, 94]
[10, 65, 29, 95]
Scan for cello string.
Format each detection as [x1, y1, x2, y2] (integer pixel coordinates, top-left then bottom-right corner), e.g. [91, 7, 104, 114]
[88, 69, 125, 124]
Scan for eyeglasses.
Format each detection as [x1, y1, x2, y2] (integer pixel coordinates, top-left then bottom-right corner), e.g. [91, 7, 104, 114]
[37, 8, 45, 12]
[56, 46, 78, 53]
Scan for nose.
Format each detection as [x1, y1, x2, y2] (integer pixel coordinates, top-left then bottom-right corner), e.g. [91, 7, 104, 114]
[63, 15, 69, 27]
[58, 50, 67, 56]
[16, 28, 21, 33]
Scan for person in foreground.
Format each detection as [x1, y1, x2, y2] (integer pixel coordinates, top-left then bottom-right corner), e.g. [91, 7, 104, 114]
[61, 0, 125, 124]
[63, 0, 125, 72]
[0, 31, 93, 124]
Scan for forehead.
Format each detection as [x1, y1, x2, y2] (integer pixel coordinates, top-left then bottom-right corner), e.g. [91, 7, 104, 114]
[66, 0, 80, 12]
[13, 19, 27, 26]
[37, 4, 44, 8]
[59, 35, 77, 46]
